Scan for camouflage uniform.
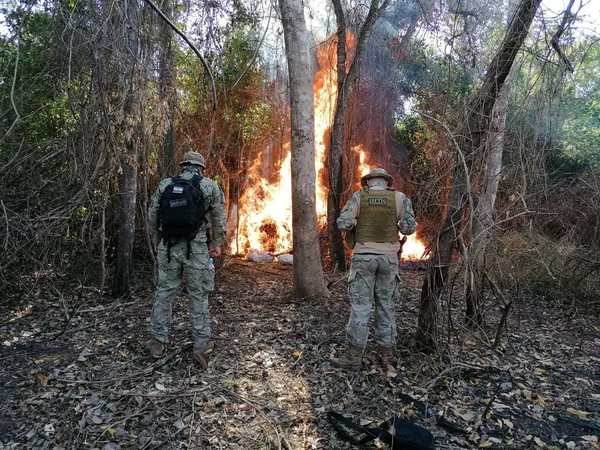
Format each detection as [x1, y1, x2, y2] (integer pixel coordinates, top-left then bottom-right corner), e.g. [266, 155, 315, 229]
[148, 164, 225, 351]
[337, 169, 416, 352]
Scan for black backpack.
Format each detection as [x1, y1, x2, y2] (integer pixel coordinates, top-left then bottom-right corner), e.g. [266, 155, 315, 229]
[158, 174, 206, 259]
[327, 411, 435, 449]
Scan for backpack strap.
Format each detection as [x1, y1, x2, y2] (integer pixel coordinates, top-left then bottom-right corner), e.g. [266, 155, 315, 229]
[190, 173, 203, 187]
[188, 174, 204, 259]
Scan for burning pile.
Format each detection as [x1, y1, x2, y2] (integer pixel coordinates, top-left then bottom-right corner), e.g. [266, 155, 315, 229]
[230, 37, 427, 262]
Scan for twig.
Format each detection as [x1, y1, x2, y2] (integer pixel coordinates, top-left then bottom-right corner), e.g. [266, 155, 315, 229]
[78, 300, 138, 313]
[327, 273, 347, 289]
[187, 392, 197, 448]
[396, 392, 467, 435]
[142, 0, 217, 111]
[1, 200, 8, 250]
[0, 138, 24, 174]
[55, 345, 189, 385]
[484, 272, 514, 349]
[109, 387, 209, 398]
[480, 393, 497, 423]
[559, 414, 600, 433]
[419, 111, 474, 234]
[493, 301, 513, 349]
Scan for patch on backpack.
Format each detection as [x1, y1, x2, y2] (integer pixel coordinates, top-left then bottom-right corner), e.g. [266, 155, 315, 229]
[172, 186, 184, 194]
[368, 197, 388, 206]
[169, 199, 188, 208]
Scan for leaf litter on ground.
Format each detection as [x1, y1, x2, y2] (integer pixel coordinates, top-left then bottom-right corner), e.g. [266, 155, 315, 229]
[0, 259, 599, 449]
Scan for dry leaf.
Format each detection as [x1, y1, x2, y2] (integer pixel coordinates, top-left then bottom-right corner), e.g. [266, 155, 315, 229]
[566, 407, 590, 419]
[34, 372, 49, 386]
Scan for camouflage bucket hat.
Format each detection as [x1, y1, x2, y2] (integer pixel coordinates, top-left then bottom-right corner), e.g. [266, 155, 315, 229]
[361, 168, 394, 186]
[179, 151, 206, 168]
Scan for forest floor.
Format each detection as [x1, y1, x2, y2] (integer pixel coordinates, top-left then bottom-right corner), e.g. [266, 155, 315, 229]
[1, 258, 599, 450]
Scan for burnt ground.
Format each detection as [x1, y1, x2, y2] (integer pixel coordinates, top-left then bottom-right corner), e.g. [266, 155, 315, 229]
[1, 259, 599, 450]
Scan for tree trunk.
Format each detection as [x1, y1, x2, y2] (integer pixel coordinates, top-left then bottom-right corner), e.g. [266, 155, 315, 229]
[327, 0, 390, 271]
[112, 152, 138, 297]
[157, 0, 177, 177]
[327, 0, 349, 272]
[416, 0, 542, 348]
[110, 0, 141, 298]
[465, 77, 509, 326]
[279, 0, 329, 299]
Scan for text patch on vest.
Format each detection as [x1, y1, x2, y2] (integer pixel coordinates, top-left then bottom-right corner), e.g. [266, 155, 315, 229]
[368, 197, 388, 206]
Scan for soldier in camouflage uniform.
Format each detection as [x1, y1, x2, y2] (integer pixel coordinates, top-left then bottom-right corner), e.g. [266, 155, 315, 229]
[332, 168, 416, 371]
[147, 151, 226, 369]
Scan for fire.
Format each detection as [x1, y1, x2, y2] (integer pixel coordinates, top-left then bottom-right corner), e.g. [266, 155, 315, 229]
[230, 36, 428, 261]
[230, 147, 294, 254]
[230, 39, 340, 255]
[401, 235, 428, 261]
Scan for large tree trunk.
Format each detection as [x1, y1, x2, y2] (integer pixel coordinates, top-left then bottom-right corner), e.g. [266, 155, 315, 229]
[327, 0, 389, 271]
[416, 0, 542, 348]
[279, 0, 329, 299]
[157, 0, 177, 177]
[110, 0, 141, 297]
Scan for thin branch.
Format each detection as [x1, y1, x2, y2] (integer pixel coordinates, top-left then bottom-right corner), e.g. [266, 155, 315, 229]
[345, 0, 391, 87]
[0, 138, 24, 174]
[142, 0, 217, 110]
[231, 4, 273, 90]
[1, 200, 9, 251]
[1, 39, 21, 145]
[549, 0, 576, 73]
[419, 111, 474, 226]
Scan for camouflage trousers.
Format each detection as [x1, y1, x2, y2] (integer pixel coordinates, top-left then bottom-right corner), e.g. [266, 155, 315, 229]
[151, 239, 214, 349]
[346, 253, 400, 349]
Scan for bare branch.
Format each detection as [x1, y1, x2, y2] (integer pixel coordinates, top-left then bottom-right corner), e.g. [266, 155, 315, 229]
[1, 200, 8, 251]
[549, 0, 576, 73]
[231, 3, 273, 90]
[142, 0, 217, 110]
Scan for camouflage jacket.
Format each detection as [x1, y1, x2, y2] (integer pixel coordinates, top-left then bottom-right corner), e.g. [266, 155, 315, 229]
[148, 166, 226, 247]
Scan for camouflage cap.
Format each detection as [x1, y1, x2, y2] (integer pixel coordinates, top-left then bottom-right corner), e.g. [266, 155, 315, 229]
[361, 167, 393, 186]
[179, 151, 206, 168]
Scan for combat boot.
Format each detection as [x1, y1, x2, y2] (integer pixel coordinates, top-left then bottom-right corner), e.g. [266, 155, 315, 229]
[331, 346, 363, 370]
[192, 341, 215, 370]
[147, 338, 165, 359]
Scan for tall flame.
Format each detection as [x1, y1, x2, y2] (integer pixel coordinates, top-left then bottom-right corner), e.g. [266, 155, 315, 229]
[230, 37, 427, 261]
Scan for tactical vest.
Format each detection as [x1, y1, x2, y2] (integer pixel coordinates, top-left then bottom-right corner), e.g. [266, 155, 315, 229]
[354, 189, 398, 243]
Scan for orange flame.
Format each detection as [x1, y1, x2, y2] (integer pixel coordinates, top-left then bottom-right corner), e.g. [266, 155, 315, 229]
[231, 36, 428, 261]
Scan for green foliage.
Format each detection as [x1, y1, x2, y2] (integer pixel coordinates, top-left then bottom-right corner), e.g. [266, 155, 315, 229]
[239, 101, 272, 141]
[221, 25, 260, 87]
[395, 41, 473, 107]
[394, 115, 426, 148]
[0, 10, 76, 151]
[559, 44, 600, 171]
[508, 36, 600, 180]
